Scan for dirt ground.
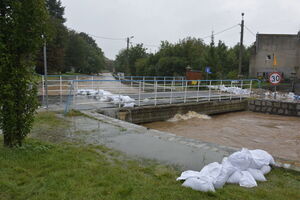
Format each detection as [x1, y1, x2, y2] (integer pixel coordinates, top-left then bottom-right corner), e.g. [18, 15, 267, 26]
[143, 111, 300, 161]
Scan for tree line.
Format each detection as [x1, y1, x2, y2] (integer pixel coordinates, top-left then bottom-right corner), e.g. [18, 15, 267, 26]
[114, 37, 253, 79]
[35, 0, 107, 74]
[0, 0, 108, 147]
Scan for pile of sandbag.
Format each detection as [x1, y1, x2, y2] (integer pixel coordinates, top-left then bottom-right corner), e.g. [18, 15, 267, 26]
[77, 89, 135, 107]
[208, 85, 251, 95]
[177, 148, 275, 192]
[264, 91, 300, 102]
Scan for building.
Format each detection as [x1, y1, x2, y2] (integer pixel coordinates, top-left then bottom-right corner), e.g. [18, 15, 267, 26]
[249, 32, 300, 80]
[186, 67, 203, 85]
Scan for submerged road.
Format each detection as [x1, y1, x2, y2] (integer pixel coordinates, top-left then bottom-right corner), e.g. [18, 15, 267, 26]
[68, 111, 236, 171]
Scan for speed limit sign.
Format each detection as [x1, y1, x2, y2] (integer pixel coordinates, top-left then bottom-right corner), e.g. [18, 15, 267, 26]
[269, 72, 282, 85]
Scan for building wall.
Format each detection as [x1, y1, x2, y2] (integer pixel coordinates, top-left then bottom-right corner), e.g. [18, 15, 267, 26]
[249, 33, 300, 79]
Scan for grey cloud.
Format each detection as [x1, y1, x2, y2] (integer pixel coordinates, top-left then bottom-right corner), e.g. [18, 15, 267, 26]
[61, 0, 300, 59]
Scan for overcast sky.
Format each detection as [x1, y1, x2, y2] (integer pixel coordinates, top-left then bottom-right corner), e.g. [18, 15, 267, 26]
[61, 0, 300, 59]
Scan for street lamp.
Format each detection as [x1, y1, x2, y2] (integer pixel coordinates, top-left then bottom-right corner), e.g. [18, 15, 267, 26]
[42, 35, 48, 109]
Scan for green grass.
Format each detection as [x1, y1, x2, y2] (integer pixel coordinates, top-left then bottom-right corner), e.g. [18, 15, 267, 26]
[0, 112, 299, 200]
[64, 109, 85, 117]
[34, 111, 69, 127]
[30, 112, 70, 143]
[1, 138, 299, 200]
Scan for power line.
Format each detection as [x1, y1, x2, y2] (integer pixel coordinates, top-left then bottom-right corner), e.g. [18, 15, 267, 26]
[88, 34, 126, 41]
[87, 23, 243, 49]
[132, 24, 240, 48]
[201, 24, 240, 40]
[244, 25, 256, 37]
[132, 42, 160, 48]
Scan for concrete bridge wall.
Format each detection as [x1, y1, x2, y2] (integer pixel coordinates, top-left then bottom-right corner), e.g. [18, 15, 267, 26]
[117, 100, 248, 124]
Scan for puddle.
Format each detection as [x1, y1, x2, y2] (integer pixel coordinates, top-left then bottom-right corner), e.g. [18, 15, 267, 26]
[106, 133, 225, 170]
[54, 115, 231, 171]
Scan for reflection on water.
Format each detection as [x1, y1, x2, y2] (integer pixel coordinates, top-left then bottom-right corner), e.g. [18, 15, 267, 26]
[143, 111, 300, 161]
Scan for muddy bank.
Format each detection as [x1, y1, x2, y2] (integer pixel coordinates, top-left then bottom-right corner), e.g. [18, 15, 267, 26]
[143, 111, 300, 161]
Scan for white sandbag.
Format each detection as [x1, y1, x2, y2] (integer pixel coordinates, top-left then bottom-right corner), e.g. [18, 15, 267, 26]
[177, 170, 202, 181]
[239, 171, 257, 188]
[111, 96, 121, 104]
[123, 102, 135, 107]
[249, 149, 275, 169]
[99, 96, 110, 102]
[121, 95, 135, 103]
[88, 90, 98, 96]
[260, 165, 271, 175]
[214, 159, 236, 189]
[99, 90, 112, 96]
[177, 148, 274, 192]
[247, 168, 266, 182]
[143, 98, 150, 102]
[182, 177, 215, 192]
[227, 170, 242, 184]
[199, 162, 222, 182]
[222, 157, 228, 162]
[228, 148, 253, 170]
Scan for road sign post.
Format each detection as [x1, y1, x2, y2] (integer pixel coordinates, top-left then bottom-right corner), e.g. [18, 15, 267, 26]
[205, 66, 211, 80]
[269, 72, 282, 99]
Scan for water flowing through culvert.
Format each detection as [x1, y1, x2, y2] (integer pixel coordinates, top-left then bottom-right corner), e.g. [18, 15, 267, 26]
[143, 111, 300, 162]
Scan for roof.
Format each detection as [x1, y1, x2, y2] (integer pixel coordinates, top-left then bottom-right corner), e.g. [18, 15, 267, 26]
[257, 33, 299, 37]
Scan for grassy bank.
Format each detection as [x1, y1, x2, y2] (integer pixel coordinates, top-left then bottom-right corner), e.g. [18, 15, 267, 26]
[0, 112, 299, 200]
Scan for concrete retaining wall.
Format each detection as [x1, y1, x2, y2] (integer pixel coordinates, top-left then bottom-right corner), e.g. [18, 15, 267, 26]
[118, 100, 248, 124]
[248, 99, 300, 116]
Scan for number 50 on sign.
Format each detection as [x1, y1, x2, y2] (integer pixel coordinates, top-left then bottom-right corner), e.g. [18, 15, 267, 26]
[269, 72, 281, 85]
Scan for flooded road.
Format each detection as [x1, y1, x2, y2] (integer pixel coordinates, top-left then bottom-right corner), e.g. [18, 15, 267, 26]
[143, 111, 300, 161]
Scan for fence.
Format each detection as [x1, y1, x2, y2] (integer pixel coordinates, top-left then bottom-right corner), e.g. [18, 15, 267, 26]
[39, 75, 185, 106]
[63, 78, 259, 113]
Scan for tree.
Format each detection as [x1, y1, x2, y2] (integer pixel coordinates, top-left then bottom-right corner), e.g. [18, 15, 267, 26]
[65, 31, 105, 74]
[114, 37, 252, 79]
[0, 0, 48, 147]
[36, 0, 67, 74]
[115, 44, 148, 75]
[46, 0, 65, 22]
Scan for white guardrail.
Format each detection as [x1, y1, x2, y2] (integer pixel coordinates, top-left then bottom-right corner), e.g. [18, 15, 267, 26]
[61, 78, 257, 113]
[38, 75, 259, 112]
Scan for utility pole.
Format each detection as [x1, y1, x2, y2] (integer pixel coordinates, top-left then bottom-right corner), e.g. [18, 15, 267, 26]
[126, 36, 134, 74]
[43, 40, 48, 109]
[238, 13, 245, 77]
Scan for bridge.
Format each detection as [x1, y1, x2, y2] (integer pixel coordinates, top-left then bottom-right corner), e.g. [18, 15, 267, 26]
[38, 73, 259, 112]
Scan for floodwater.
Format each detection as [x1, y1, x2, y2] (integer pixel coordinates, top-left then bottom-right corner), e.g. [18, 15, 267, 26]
[143, 111, 300, 161]
[56, 115, 231, 170]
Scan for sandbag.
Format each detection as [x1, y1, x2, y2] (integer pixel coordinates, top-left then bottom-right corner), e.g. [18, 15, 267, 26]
[199, 162, 222, 182]
[239, 171, 257, 188]
[261, 165, 271, 175]
[247, 168, 266, 182]
[123, 102, 135, 107]
[227, 170, 242, 184]
[182, 177, 215, 192]
[214, 159, 236, 189]
[249, 149, 275, 169]
[177, 148, 273, 192]
[177, 170, 202, 181]
[228, 148, 253, 170]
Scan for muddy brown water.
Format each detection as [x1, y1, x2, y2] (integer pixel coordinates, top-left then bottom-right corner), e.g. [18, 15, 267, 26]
[143, 111, 300, 161]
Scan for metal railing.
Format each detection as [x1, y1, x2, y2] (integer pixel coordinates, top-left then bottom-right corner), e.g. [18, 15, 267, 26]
[63, 78, 259, 113]
[39, 75, 185, 106]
